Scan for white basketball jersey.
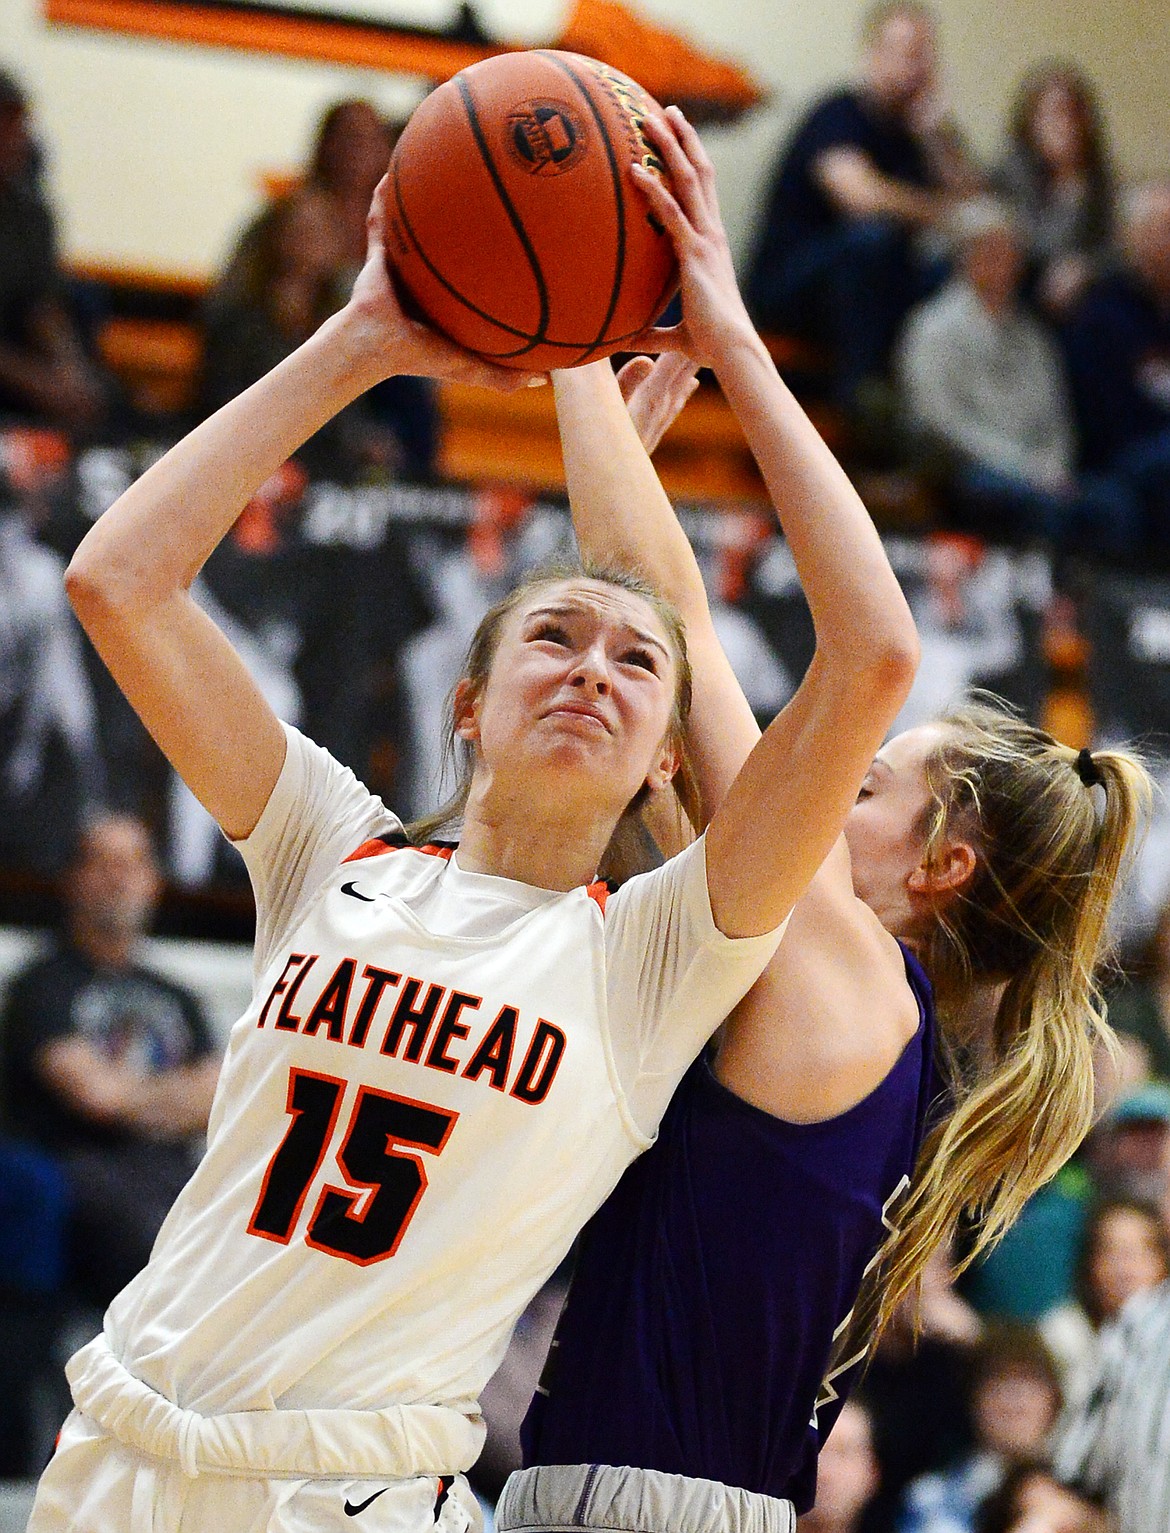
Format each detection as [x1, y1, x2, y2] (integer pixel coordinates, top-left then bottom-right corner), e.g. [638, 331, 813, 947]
[103, 726, 783, 1435]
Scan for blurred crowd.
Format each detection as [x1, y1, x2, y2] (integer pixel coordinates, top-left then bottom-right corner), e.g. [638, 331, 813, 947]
[745, 1, 1170, 569]
[3, 5, 1170, 1528]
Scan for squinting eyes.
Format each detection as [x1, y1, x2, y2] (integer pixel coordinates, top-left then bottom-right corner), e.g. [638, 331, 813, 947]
[531, 623, 569, 645]
[527, 626, 659, 674]
[623, 650, 658, 673]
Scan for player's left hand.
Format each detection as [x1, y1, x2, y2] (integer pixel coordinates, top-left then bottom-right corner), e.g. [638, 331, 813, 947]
[627, 108, 755, 371]
[616, 352, 700, 456]
[342, 176, 547, 393]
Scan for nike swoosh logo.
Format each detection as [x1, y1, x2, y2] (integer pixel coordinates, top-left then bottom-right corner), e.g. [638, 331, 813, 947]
[340, 881, 375, 902]
[344, 1488, 390, 1516]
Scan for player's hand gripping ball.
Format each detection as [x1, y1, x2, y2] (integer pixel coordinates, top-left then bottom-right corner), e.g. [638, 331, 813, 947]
[384, 50, 678, 370]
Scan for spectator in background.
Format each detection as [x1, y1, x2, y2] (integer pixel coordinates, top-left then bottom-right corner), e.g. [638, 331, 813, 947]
[897, 1327, 1063, 1533]
[203, 183, 430, 479]
[1086, 1080, 1170, 1205]
[1039, 1198, 1169, 1414]
[306, 99, 439, 479]
[960, 1163, 1092, 1326]
[799, 1397, 882, 1533]
[976, 1464, 1107, 1533]
[0, 67, 107, 437]
[212, 98, 436, 477]
[863, 1250, 982, 1530]
[1063, 181, 1170, 551]
[1106, 896, 1170, 1080]
[1054, 1125, 1170, 1532]
[307, 98, 398, 277]
[995, 65, 1115, 318]
[0, 815, 221, 1308]
[963, 1078, 1170, 1329]
[745, 0, 979, 410]
[898, 197, 1139, 559]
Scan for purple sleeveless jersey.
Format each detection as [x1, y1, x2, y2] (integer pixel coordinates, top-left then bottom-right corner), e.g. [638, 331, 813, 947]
[522, 946, 943, 1514]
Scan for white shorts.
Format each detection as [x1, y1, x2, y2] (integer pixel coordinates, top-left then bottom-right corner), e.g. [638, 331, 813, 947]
[28, 1334, 484, 1533]
[497, 1464, 795, 1533]
[30, 1412, 483, 1533]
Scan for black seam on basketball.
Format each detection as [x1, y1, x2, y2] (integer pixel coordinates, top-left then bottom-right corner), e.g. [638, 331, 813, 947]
[472, 314, 676, 357]
[456, 73, 550, 351]
[391, 155, 546, 345]
[535, 51, 627, 362]
[392, 160, 661, 356]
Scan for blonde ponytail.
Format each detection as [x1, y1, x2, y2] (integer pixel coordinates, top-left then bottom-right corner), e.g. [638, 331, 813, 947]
[862, 701, 1152, 1341]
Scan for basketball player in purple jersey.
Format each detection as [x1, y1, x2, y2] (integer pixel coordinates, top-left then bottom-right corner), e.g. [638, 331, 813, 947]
[500, 108, 1152, 1533]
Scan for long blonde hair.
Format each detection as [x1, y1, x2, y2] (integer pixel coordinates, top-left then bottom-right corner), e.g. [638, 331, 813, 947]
[867, 698, 1152, 1340]
[407, 563, 701, 882]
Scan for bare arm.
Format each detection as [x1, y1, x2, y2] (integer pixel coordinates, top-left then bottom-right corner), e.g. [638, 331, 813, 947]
[815, 146, 945, 226]
[65, 180, 537, 841]
[37, 1038, 220, 1138]
[555, 358, 761, 826]
[559, 110, 918, 942]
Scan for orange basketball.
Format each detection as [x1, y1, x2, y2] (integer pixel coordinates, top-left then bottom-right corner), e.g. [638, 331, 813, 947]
[384, 50, 678, 370]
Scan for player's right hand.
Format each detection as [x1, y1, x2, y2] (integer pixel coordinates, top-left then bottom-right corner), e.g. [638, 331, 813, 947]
[627, 108, 756, 372]
[341, 176, 547, 393]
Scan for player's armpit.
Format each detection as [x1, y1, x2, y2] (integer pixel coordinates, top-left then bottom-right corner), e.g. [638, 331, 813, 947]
[713, 841, 920, 1123]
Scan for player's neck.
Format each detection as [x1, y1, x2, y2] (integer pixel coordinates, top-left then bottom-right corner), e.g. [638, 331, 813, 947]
[457, 780, 610, 891]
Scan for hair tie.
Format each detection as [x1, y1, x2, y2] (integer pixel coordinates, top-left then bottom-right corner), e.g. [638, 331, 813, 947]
[1075, 747, 1104, 788]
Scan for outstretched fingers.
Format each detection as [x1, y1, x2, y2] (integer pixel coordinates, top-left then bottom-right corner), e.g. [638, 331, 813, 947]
[664, 106, 717, 198]
[616, 355, 656, 401]
[365, 174, 391, 261]
[618, 351, 701, 455]
[630, 160, 690, 247]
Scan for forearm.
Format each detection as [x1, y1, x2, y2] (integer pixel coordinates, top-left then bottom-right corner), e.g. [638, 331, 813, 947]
[68, 309, 389, 611]
[712, 328, 917, 671]
[555, 362, 708, 625]
[128, 1060, 220, 1136]
[818, 152, 942, 227]
[557, 360, 761, 820]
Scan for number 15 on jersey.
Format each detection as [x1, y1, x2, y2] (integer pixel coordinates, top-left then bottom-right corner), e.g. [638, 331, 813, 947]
[248, 1067, 459, 1266]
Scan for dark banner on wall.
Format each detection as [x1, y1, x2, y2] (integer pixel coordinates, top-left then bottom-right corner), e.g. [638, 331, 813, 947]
[2, 439, 1068, 895]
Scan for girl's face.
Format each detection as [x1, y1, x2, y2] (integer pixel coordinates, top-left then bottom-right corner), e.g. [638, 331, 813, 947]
[1089, 1207, 1168, 1319]
[1030, 81, 1087, 173]
[973, 1368, 1059, 1458]
[459, 579, 680, 817]
[844, 724, 948, 939]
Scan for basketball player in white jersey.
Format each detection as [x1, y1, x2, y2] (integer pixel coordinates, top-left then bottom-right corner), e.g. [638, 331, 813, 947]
[27, 147, 918, 1533]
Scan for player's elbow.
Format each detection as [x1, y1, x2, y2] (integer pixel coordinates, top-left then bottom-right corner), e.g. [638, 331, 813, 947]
[65, 544, 153, 635]
[861, 625, 920, 713]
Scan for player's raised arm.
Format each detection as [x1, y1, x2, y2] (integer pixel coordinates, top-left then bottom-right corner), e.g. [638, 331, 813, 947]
[555, 357, 761, 835]
[64, 180, 538, 841]
[616, 107, 918, 938]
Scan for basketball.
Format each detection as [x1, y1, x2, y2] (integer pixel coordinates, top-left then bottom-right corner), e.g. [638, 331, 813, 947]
[384, 50, 678, 370]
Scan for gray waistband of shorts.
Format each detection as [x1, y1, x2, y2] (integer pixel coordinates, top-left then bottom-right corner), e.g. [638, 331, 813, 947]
[497, 1465, 796, 1533]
